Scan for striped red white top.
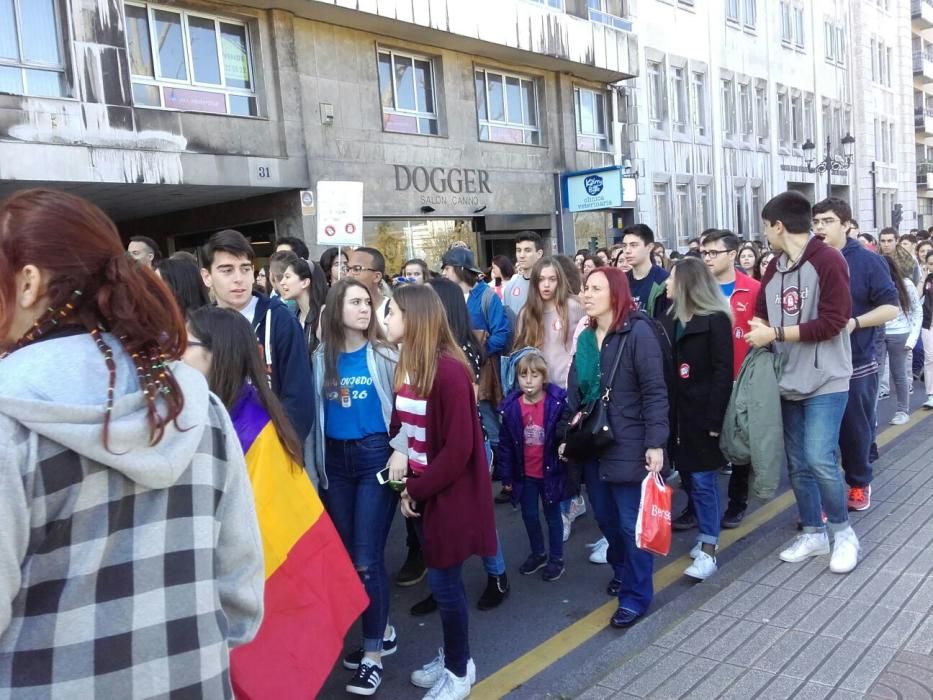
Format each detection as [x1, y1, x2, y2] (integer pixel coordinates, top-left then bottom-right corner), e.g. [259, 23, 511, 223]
[396, 383, 428, 474]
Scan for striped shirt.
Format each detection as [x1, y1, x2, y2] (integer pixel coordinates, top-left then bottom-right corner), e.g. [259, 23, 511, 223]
[397, 382, 429, 473]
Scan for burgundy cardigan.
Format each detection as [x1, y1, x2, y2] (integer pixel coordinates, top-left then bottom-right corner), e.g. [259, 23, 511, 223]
[393, 354, 497, 569]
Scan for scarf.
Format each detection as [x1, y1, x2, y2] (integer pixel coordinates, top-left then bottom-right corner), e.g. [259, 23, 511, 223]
[575, 328, 602, 403]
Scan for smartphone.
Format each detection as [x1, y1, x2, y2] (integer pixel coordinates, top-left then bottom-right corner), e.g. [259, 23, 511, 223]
[376, 466, 405, 492]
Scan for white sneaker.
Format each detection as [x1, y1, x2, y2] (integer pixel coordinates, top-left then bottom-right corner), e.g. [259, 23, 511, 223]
[689, 541, 720, 559]
[779, 532, 830, 563]
[411, 650, 476, 689]
[561, 513, 571, 542]
[568, 495, 587, 522]
[923, 395, 933, 409]
[830, 527, 860, 574]
[423, 668, 472, 700]
[684, 551, 718, 580]
[889, 411, 909, 426]
[588, 538, 608, 564]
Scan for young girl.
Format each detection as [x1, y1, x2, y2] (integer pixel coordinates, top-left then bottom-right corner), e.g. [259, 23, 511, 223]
[664, 257, 734, 581]
[279, 257, 328, 354]
[310, 278, 405, 695]
[385, 285, 497, 700]
[498, 352, 568, 581]
[878, 252, 922, 424]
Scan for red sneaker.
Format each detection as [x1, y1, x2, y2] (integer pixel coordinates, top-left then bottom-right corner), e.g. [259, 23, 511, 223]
[847, 485, 871, 512]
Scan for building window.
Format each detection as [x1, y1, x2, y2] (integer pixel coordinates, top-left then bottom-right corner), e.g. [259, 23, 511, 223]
[378, 49, 439, 135]
[889, 121, 896, 163]
[475, 68, 540, 145]
[735, 183, 747, 235]
[885, 47, 893, 87]
[739, 82, 753, 136]
[824, 21, 835, 61]
[777, 90, 790, 147]
[0, 0, 67, 98]
[750, 185, 762, 234]
[528, 0, 563, 8]
[744, 0, 757, 29]
[653, 181, 672, 246]
[726, 0, 740, 22]
[692, 71, 708, 137]
[755, 83, 768, 143]
[721, 77, 736, 136]
[697, 183, 713, 231]
[675, 182, 693, 248]
[793, 6, 805, 49]
[791, 94, 803, 147]
[836, 27, 846, 66]
[647, 60, 666, 130]
[125, 3, 257, 116]
[671, 66, 688, 134]
[871, 38, 878, 81]
[574, 86, 611, 152]
[803, 95, 814, 141]
[780, 2, 793, 44]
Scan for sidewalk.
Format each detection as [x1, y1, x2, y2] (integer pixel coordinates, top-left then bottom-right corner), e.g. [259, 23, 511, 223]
[577, 415, 933, 700]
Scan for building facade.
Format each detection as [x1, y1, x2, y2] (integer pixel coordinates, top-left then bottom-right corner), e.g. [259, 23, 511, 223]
[913, 0, 933, 229]
[0, 0, 637, 272]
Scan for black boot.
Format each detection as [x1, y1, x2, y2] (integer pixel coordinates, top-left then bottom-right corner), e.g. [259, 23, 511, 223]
[477, 573, 510, 610]
[395, 547, 426, 587]
[410, 594, 437, 616]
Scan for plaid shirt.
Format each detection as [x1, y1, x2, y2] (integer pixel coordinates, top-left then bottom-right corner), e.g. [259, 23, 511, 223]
[0, 394, 264, 700]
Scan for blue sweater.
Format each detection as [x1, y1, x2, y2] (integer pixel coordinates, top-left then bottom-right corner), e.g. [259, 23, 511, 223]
[841, 239, 898, 370]
[466, 281, 512, 355]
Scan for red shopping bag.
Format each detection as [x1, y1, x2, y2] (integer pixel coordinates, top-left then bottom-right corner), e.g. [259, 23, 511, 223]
[635, 473, 672, 556]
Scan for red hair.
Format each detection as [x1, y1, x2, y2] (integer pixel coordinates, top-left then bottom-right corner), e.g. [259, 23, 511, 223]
[0, 189, 186, 447]
[584, 267, 635, 331]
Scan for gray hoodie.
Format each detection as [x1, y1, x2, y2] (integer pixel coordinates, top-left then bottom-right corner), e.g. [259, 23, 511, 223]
[0, 332, 264, 698]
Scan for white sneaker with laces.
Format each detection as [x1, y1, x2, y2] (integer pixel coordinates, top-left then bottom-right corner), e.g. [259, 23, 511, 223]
[568, 495, 587, 522]
[561, 513, 571, 542]
[689, 542, 720, 559]
[830, 527, 860, 574]
[889, 411, 909, 425]
[779, 532, 830, 563]
[588, 538, 608, 564]
[684, 551, 718, 580]
[411, 650, 476, 689]
[423, 668, 472, 700]
[924, 395, 933, 409]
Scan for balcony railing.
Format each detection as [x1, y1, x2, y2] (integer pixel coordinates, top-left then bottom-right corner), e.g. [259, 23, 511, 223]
[588, 8, 633, 32]
[914, 0, 933, 13]
[916, 107, 933, 128]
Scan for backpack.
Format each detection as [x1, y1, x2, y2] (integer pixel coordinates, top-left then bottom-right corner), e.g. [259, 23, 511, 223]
[632, 310, 674, 407]
[480, 286, 515, 355]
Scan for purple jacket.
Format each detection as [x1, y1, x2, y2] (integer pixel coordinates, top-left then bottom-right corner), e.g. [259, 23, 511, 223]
[496, 384, 567, 506]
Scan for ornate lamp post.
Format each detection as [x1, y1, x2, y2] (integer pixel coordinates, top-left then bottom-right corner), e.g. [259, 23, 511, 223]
[801, 132, 856, 199]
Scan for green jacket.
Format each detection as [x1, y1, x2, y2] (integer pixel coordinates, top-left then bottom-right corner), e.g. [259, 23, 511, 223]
[719, 347, 784, 499]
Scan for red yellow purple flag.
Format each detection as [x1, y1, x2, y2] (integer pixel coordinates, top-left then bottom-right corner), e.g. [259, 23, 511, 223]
[229, 387, 367, 699]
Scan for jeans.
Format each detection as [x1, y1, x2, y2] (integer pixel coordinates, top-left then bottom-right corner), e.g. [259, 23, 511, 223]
[839, 371, 879, 488]
[324, 433, 397, 652]
[482, 531, 506, 576]
[609, 481, 654, 615]
[688, 471, 721, 546]
[726, 463, 751, 511]
[924, 328, 933, 396]
[583, 461, 624, 582]
[781, 393, 850, 533]
[679, 471, 696, 517]
[478, 400, 501, 449]
[520, 478, 564, 562]
[878, 331, 911, 414]
[426, 565, 470, 677]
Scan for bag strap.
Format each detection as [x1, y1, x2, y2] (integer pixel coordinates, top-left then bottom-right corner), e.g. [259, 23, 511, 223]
[601, 331, 630, 401]
[264, 308, 273, 387]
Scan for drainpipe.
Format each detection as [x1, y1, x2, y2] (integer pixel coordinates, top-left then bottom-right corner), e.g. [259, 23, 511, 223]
[870, 161, 878, 229]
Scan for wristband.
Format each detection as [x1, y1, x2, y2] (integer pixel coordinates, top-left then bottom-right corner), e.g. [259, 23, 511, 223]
[853, 317, 861, 330]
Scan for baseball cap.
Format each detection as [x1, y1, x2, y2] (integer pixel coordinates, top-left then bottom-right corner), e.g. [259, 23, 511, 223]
[441, 247, 482, 274]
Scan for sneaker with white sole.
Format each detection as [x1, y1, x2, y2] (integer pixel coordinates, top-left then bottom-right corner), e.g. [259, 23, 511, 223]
[343, 626, 397, 670]
[830, 527, 860, 574]
[588, 538, 608, 564]
[561, 513, 572, 542]
[411, 649, 476, 689]
[423, 668, 472, 700]
[346, 658, 383, 696]
[684, 551, 718, 580]
[689, 542, 720, 559]
[924, 395, 933, 409]
[779, 532, 830, 563]
[890, 411, 909, 425]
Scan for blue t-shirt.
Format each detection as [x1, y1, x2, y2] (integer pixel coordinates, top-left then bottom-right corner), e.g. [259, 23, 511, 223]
[324, 344, 386, 440]
[719, 280, 736, 298]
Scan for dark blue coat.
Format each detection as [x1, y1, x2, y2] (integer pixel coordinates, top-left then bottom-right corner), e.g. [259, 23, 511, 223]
[497, 384, 567, 505]
[559, 312, 670, 484]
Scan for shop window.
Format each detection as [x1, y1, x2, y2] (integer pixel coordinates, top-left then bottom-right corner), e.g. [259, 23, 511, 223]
[573, 211, 611, 253]
[475, 68, 541, 145]
[574, 86, 611, 152]
[0, 0, 68, 98]
[377, 48, 439, 136]
[364, 219, 477, 274]
[124, 2, 258, 116]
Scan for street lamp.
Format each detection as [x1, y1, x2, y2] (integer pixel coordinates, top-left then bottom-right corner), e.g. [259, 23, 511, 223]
[801, 133, 856, 199]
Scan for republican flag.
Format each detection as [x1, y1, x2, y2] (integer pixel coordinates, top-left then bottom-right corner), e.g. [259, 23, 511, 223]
[230, 388, 368, 699]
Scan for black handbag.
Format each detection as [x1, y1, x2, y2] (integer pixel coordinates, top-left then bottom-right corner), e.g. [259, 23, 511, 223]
[563, 334, 629, 462]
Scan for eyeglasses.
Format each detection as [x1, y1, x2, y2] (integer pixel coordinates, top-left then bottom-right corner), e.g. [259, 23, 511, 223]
[187, 341, 207, 349]
[347, 265, 378, 274]
[812, 217, 840, 226]
[700, 250, 729, 259]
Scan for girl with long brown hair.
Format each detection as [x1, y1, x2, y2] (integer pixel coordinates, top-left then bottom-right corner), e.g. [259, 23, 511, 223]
[384, 285, 496, 700]
[0, 189, 263, 697]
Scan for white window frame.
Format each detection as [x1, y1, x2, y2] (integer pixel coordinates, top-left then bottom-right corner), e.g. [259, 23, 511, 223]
[124, 1, 258, 116]
[696, 180, 714, 232]
[777, 88, 790, 147]
[744, 0, 757, 29]
[793, 5, 805, 49]
[836, 26, 846, 67]
[0, 0, 68, 98]
[377, 48, 439, 136]
[475, 66, 541, 146]
[721, 76, 736, 136]
[726, 0, 740, 23]
[734, 181, 748, 236]
[738, 81, 753, 137]
[780, 2, 793, 45]
[574, 85, 612, 152]
[691, 70, 708, 137]
[754, 82, 769, 145]
[647, 60, 667, 131]
[674, 179, 693, 248]
[526, 0, 564, 9]
[671, 65, 688, 134]
[824, 20, 835, 62]
[653, 179, 673, 248]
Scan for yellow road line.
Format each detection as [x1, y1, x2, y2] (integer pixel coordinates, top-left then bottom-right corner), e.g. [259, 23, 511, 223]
[472, 409, 933, 698]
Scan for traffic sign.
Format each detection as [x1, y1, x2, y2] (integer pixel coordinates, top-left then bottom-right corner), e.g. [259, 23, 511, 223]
[316, 181, 364, 246]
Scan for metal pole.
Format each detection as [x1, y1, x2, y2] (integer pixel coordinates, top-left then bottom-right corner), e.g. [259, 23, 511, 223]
[870, 162, 878, 229]
[825, 136, 833, 200]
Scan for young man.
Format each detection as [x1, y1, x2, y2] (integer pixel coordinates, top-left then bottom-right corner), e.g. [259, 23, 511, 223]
[621, 224, 669, 319]
[878, 227, 898, 256]
[127, 236, 162, 269]
[700, 229, 761, 527]
[200, 229, 314, 441]
[275, 235, 310, 260]
[812, 198, 898, 511]
[746, 191, 859, 573]
[502, 231, 544, 315]
[347, 247, 390, 321]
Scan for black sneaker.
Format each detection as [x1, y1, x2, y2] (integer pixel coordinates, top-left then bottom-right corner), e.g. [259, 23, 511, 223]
[395, 548, 426, 587]
[672, 508, 697, 531]
[346, 658, 382, 696]
[477, 573, 510, 610]
[868, 442, 879, 463]
[720, 464, 733, 476]
[542, 560, 565, 582]
[494, 486, 513, 504]
[343, 628, 398, 670]
[410, 594, 437, 616]
[721, 506, 746, 529]
[607, 577, 622, 596]
[519, 553, 548, 575]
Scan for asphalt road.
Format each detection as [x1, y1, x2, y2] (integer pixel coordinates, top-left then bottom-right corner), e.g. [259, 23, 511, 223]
[319, 377, 930, 699]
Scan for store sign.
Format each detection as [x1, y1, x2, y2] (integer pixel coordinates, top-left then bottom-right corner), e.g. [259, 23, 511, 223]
[393, 165, 491, 207]
[567, 169, 632, 212]
[163, 87, 226, 114]
[316, 181, 364, 246]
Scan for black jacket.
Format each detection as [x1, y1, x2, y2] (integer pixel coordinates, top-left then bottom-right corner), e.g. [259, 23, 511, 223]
[669, 312, 734, 472]
[559, 312, 669, 484]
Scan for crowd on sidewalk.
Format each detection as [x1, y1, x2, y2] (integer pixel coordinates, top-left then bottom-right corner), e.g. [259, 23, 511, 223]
[1, 188, 932, 700]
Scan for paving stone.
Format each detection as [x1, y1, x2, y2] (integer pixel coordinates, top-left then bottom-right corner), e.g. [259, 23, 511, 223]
[699, 579, 755, 614]
[737, 555, 782, 584]
[809, 639, 869, 687]
[847, 604, 898, 644]
[676, 613, 737, 652]
[654, 611, 715, 649]
[757, 674, 806, 699]
[855, 544, 897, 571]
[598, 646, 670, 691]
[828, 690, 867, 700]
[827, 565, 883, 601]
[875, 610, 925, 649]
[821, 600, 868, 639]
[878, 572, 924, 610]
[726, 624, 787, 667]
[903, 576, 933, 614]
[793, 596, 847, 635]
[838, 645, 898, 693]
[781, 635, 841, 680]
[751, 629, 812, 674]
[698, 620, 761, 661]
[718, 668, 775, 699]
[746, 586, 800, 623]
[783, 560, 833, 592]
[904, 546, 933, 577]
[719, 584, 778, 619]
[791, 682, 835, 700]
[649, 655, 718, 699]
[768, 592, 823, 629]
[852, 570, 898, 607]
[904, 616, 933, 655]
[576, 684, 618, 700]
[873, 545, 920, 575]
[682, 662, 746, 700]
[622, 649, 695, 697]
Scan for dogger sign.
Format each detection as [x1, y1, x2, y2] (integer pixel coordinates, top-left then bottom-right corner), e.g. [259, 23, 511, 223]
[316, 181, 364, 246]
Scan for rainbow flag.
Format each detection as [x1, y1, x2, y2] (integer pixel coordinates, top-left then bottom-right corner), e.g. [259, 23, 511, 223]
[230, 386, 368, 699]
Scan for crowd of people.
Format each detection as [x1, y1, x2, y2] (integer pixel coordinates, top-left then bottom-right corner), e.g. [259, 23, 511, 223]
[1, 188, 932, 700]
